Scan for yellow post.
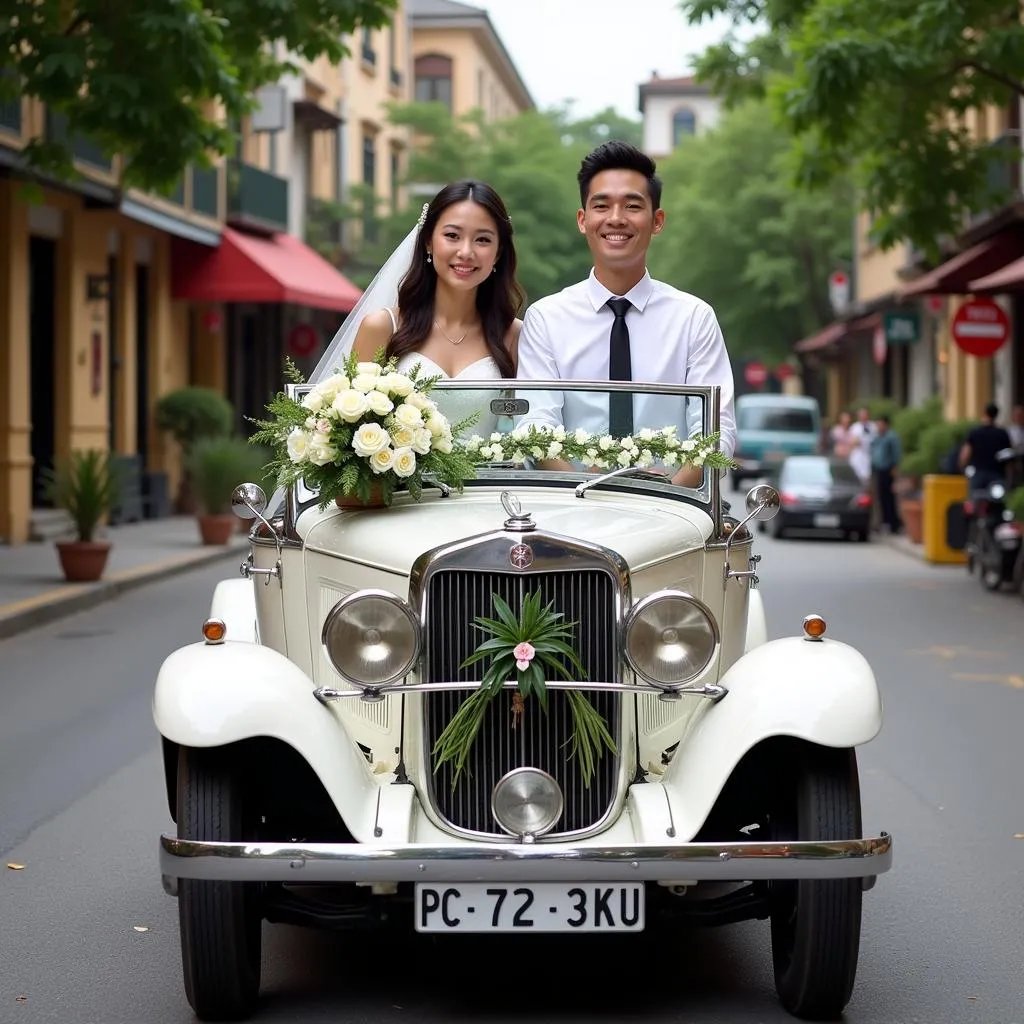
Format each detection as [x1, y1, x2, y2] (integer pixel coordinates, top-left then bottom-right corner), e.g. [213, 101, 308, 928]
[922, 473, 968, 564]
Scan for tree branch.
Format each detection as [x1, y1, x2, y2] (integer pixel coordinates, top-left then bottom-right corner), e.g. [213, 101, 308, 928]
[63, 14, 90, 36]
[950, 60, 1024, 98]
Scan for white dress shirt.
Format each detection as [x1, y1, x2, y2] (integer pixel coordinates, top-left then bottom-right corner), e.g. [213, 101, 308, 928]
[515, 269, 737, 457]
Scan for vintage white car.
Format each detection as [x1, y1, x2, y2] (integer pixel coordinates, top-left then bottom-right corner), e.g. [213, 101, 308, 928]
[154, 380, 892, 1023]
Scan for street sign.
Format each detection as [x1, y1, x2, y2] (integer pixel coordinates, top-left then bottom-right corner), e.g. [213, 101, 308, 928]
[774, 363, 796, 382]
[829, 270, 850, 314]
[883, 310, 920, 345]
[951, 298, 1010, 357]
[744, 361, 768, 387]
[872, 324, 887, 366]
[288, 323, 319, 359]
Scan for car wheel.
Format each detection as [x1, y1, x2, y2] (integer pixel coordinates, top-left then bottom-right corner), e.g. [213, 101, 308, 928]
[178, 747, 262, 1022]
[771, 516, 785, 540]
[769, 744, 863, 1021]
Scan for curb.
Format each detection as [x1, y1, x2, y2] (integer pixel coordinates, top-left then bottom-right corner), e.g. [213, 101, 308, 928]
[0, 540, 248, 640]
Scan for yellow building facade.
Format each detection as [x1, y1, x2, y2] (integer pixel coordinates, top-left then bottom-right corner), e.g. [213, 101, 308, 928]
[409, 0, 533, 121]
[0, 98, 227, 545]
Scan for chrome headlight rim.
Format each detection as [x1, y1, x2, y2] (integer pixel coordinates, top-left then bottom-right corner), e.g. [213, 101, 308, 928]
[320, 588, 421, 689]
[491, 767, 564, 840]
[623, 589, 720, 691]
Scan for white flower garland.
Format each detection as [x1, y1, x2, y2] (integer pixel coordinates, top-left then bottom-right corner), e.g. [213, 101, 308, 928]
[462, 424, 733, 472]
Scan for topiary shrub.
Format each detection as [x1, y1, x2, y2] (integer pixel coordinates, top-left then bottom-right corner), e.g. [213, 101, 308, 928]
[155, 387, 234, 457]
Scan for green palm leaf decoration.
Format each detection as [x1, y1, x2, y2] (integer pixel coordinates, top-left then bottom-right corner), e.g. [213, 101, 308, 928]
[432, 591, 617, 788]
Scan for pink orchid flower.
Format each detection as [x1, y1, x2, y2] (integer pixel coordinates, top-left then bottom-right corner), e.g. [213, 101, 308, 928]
[513, 642, 536, 672]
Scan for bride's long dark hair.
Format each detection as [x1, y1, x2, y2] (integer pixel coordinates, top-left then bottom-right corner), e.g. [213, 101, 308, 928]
[387, 180, 524, 379]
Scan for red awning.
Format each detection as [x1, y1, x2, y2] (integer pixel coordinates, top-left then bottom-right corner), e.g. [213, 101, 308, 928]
[172, 227, 362, 312]
[793, 312, 881, 353]
[794, 321, 847, 353]
[899, 231, 1024, 298]
[968, 254, 1024, 293]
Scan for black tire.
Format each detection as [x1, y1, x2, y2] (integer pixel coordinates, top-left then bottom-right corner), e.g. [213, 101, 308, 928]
[178, 747, 262, 1021]
[771, 516, 785, 540]
[769, 744, 863, 1021]
[978, 536, 1003, 591]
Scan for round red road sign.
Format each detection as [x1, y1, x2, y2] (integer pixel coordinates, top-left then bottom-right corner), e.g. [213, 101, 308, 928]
[288, 323, 319, 359]
[872, 324, 887, 366]
[774, 363, 795, 382]
[744, 361, 768, 387]
[951, 298, 1010, 357]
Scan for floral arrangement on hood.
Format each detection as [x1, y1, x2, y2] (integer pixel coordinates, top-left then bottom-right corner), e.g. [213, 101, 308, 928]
[250, 352, 479, 508]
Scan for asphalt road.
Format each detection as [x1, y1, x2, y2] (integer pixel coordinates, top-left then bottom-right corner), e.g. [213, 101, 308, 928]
[2, 517, 1023, 1024]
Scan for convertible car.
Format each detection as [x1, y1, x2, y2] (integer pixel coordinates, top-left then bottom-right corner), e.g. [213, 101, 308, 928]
[153, 380, 892, 1022]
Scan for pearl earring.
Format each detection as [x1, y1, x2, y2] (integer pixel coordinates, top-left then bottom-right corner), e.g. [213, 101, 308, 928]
[426, 253, 432, 264]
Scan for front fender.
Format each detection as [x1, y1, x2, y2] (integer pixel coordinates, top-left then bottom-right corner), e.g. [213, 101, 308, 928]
[153, 641, 379, 842]
[209, 578, 257, 643]
[663, 635, 882, 839]
[744, 587, 767, 652]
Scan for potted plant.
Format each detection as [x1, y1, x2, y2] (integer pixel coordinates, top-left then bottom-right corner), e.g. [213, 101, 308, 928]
[42, 449, 122, 582]
[155, 386, 235, 513]
[187, 436, 265, 545]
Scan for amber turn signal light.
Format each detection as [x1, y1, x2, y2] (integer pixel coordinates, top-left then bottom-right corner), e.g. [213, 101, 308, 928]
[802, 614, 826, 640]
[202, 618, 227, 644]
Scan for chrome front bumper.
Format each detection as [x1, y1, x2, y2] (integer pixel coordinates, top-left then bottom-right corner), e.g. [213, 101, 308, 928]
[161, 833, 892, 883]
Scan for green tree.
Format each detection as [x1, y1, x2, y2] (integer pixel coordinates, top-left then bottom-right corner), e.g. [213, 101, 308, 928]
[647, 99, 852, 361]
[0, 0, 396, 191]
[344, 102, 605, 305]
[679, 0, 1024, 256]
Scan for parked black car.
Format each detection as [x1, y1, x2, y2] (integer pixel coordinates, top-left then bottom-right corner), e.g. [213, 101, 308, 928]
[759, 455, 873, 541]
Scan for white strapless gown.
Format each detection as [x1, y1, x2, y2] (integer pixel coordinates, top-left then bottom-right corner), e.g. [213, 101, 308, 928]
[395, 353, 506, 438]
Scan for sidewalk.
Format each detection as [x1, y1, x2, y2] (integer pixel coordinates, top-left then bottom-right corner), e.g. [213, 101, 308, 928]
[0, 517, 249, 639]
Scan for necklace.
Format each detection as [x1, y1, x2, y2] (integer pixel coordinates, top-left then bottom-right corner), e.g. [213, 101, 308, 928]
[434, 318, 470, 346]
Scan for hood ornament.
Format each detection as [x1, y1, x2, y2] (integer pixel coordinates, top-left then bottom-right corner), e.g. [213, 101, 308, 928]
[501, 491, 536, 533]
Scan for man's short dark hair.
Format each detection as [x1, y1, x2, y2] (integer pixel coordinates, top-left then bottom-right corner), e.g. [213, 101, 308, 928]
[578, 141, 663, 211]
[985, 402, 999, 419]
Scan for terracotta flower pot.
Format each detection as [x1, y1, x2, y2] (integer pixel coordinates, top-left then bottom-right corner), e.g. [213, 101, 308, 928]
[336, 485, 387, 510]
[55, 540, 112, 583]
[197, 513, 237, 545]
[899, 497, 924, 544]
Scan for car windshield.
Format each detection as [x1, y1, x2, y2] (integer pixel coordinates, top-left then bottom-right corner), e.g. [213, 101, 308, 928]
[287, 378, 723, 509]
[781, 458, 860, 486]
[738, 405, 816, 433]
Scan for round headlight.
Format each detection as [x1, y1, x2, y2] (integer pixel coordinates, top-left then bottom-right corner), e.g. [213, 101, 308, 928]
[624, 590, 719, 690]
[491, 768, 563, 839]
[321, 590, 420, 688]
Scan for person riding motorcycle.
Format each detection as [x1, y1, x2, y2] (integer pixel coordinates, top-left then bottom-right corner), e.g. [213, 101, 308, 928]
[959, 403, 1013, 491]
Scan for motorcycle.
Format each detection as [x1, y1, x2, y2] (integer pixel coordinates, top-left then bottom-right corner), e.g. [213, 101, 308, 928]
[962, 451, 1024, 591]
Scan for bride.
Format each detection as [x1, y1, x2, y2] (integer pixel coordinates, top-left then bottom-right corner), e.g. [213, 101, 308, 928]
[322, 180, 524, 437]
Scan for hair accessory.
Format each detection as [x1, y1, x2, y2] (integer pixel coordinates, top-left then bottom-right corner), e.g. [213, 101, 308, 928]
[417, 202, 429, 228]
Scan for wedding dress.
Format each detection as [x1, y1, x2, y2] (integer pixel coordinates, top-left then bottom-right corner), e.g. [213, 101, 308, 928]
[395, 352, 503, 438]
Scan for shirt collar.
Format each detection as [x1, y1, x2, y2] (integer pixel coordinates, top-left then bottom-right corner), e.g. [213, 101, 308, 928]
[586, 268, 654, 313]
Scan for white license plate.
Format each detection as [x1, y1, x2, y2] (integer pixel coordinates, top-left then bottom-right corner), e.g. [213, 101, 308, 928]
[414, 882, 645, 933]
[813, 514, 840, 528]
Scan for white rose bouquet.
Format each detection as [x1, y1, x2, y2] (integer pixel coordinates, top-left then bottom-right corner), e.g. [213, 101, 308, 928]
[250, 353, 479, 508]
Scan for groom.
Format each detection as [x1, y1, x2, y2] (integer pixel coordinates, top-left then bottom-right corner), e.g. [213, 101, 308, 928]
[515, 140, 737, 487]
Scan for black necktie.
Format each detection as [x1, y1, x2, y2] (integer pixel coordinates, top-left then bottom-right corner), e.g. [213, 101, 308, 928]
[607, 297, 633, 436]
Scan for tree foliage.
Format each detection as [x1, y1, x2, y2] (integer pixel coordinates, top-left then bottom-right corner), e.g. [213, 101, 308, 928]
[647, 99, 852, 360]
[0, 0, 396, 190]
[680, 0, 1024, 256]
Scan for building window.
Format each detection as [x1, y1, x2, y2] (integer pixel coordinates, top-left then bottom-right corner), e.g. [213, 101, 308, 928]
[414, 54, 453, 110]
[672, 107, 697, 145]
[391, 150, 401, 212]
[389, 25, 401, 86]
[361, 27, 376, 66]
[362, 134, 377, 242]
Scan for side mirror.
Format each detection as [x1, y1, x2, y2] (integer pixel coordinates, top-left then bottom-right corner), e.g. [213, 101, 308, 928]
[231, 482, 268, 520]
[744, 483, 781, 523]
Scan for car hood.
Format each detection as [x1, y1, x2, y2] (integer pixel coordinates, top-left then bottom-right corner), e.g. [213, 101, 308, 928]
[298, 485, 712, 575]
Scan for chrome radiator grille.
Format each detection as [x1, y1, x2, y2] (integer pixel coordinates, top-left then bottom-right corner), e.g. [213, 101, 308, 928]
[423, 568, 620, 837]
